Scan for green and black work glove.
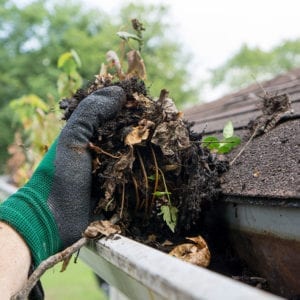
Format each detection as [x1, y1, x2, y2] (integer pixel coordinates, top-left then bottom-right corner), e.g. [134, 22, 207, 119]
[0, 86, 126, 267]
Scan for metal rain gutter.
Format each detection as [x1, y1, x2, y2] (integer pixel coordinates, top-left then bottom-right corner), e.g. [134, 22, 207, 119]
[217, 196, 300, 297]
[0, 177, 284, 299]
[80, 235, 282, 300]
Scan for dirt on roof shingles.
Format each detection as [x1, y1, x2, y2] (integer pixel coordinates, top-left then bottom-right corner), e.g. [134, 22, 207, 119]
[184, 68, 300, 200]
[222, 119, 300, 199]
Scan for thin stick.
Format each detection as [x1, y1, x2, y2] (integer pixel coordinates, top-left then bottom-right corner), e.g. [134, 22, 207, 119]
[120, 181, 126, 219]
[251, 74, 267, 96]
[230, 126, 258, 166]
[11, 237, 88, 300]
[158, 168, 171, 205]
[88, 142, 121, 159]
[150, 145, 159, 210]
[136, 149, 149, 213]
[131, 174, 141, 211]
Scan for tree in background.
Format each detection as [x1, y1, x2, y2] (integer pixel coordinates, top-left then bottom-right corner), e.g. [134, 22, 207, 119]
[210, 39, 300, 90]
[0, 0, 199, 171]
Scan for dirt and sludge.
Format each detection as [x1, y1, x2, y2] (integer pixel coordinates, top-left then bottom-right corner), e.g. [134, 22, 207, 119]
[60, 73, 296, 297]
[61, 76, 228, 262]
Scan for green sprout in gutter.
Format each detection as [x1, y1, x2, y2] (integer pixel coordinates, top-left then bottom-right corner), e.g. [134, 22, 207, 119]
[149, 168, 178, 232]
[202, 121, 241, 154]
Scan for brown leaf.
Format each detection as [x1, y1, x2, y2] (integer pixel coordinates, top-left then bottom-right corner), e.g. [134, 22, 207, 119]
[106, 50, 125, 79]
[125, 119, 155, 145]
[146, 234, 157, 243]
[151, 120, 190, 156]
[126, 50, 147, 80]
[157, 91, 182, 121]
[84, 220, 121, 238]
[97, 147, 135, 210]
[162, 240, 174, 246]
[169, 235, 211, 267]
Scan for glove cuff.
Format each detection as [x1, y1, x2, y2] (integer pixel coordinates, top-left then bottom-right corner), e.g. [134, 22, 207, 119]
[0, 141, 62, 267]
[0, 189, 62, 266]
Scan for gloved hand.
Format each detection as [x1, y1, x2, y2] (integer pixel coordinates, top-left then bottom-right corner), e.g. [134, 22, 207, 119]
[0, 86, 126, 267]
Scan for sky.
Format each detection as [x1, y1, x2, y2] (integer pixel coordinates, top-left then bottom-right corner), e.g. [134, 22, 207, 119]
[86, 0, 300, 100]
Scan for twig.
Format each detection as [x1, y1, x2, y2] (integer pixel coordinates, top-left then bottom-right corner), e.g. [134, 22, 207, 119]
[120, 181, 125, 219]
[11, 237, 88, 300]
[136, 149, 149, 212]
[12, 215, 121, 299]
[88, 142, 121, 159]
[230, 126, 259, 166]
[158, 167, 171, 205]
[150, 145, 159, 210]
[131, 174, 141, 211]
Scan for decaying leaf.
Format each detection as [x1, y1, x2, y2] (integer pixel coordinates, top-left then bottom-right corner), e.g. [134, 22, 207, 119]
[162, 240, 174, 247]
[106, 50, 124, 79]
[97, 148, 135, 211]
[62, 76, 228, 248]
[157, 95, 181, 121]
[125, 119, 155, 145]
[151, 120, 191, 156]
[169, 236, 211, 267]
[84, 220, 121, 238]
[127, 50, 147, 80]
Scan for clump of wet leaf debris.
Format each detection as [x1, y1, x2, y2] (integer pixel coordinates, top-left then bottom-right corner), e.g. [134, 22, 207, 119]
[248, 91, 292, 137]
[60, 76, 228, 240]
[59, 18, 228, 248]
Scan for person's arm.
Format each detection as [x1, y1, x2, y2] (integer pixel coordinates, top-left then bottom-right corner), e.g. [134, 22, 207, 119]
[0, 222, 31, 299]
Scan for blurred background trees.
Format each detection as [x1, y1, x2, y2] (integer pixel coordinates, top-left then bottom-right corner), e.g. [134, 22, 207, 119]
[210, 39, 300, 89]
[1, 0, 300, 175]
[1, 0, 300, 298]
[0, 0, 198, 172]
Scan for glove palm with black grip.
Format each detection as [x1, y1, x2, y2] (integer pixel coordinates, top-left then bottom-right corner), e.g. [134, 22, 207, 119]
[0, 86, 125, 266]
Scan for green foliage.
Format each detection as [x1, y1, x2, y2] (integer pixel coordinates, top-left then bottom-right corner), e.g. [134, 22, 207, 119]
[0, 106, 18, 173]
[210, 39, 300, 89]
[202, 121, 241, 154]
[153, 191, 171, 197]
[10, 94, 49, 128]
[57, 49, 83, 97]
[159, 205, 178, 233]
[0, 0, 198, 104]
[7, 94, 61, 185]
[117, 31, 142, 42]
[0, 0, 199, 167]
[154, 168, 178, 232]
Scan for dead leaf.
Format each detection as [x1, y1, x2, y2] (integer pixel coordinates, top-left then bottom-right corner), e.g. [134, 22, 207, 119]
[125, 119, 155, 145]
[84, 220, 121, 238]
[106, 50, 124, 79]
[132, 93, 153, 108]
[146, 234, 157, 243]
[151, 120, 190, 156]
[156, 91, 182, 121]
[126, 50, 147, 80]
[169, 235, 211, 267]
[96, 147, 136, 212]
[162, 240, 174, 246]
[99, 63, 108, 76]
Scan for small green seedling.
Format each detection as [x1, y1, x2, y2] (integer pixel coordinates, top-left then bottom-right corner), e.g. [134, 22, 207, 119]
[150, 169, 178, 232]
[159, 205, 178, 233]
[202, 121, 241, 154]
